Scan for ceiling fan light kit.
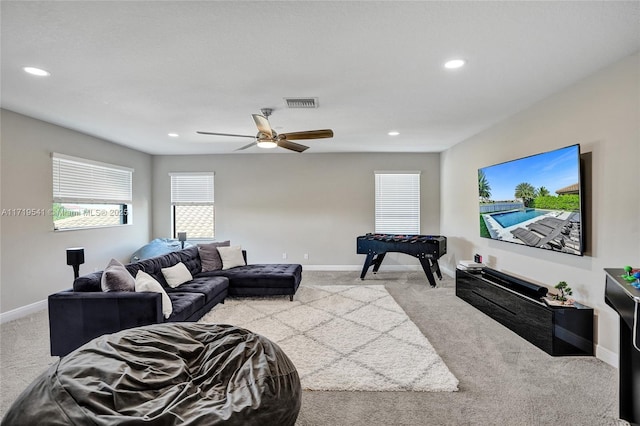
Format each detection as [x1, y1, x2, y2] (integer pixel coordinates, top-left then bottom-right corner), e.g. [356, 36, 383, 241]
[256, 140, 277, 149]
[197, 107, 333, 153]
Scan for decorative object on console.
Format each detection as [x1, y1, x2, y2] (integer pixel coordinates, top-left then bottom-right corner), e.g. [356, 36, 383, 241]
[101, 258, 135, 292]
[542, 297, 576, 308]
[218, 245, 247, 270]
[553, 281, 573, 301]
[66, 247, 84, 280]
[621, 265, 640, 287]
[178, 232, 187, 249]
[543, 280, 576, 307]
[457, 260, 484, 273]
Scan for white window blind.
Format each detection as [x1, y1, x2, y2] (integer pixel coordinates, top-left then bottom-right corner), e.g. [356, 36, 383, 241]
[375, 171, 420, 234]
[52, 153, 133, 203]
[170, 173, 215, 205]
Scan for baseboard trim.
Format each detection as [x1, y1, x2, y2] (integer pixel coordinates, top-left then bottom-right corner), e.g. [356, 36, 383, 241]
[440, 266, 455, 278]
[595, 344, 618, 368]
[0, 299, 47, 324]
[302, 265, 422, 272]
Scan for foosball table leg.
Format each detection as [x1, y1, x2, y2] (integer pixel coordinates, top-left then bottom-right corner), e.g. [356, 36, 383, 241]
[360, 253, 376, 280]
[372, 253, 386, 274]
[419, 258, 438, 288]
[433, 259, 443, 280]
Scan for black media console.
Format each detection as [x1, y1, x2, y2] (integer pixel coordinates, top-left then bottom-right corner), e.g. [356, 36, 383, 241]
[456, 267, 593, 356]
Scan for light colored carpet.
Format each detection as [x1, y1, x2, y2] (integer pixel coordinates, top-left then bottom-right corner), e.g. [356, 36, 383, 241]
[199, 285, 459, 392]
[1, 271, 627, 424]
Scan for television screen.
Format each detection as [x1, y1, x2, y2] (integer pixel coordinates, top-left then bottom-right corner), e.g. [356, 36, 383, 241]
[478, 144, 583, 256]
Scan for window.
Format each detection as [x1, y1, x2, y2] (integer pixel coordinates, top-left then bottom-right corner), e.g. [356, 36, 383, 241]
[170, 172, 215, 239]
[52, 153, 133, 230]
[375, 171, 420, 234]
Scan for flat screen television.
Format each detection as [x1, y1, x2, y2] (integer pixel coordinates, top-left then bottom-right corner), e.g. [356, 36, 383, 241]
[478, 144, 583, 256]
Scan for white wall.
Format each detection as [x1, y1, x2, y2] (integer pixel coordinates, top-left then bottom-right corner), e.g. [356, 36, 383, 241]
[152, 153, 440, 267]
[440, 53, 640, 362]
[0, 110, 152, 313]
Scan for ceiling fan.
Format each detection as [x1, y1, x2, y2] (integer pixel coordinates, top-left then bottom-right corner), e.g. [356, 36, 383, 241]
[197, 108, 333, 153]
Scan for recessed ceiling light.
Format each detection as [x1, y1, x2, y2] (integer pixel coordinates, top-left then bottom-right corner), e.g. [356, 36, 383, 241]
[23, 66, 50, 76]
[168, 133, 179, 137]
[444, 59, 465, 69]
[388, 131, 400, 136]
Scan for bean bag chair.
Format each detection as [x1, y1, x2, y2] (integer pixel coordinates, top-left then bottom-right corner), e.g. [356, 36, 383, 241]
[2, 323, 301, 425]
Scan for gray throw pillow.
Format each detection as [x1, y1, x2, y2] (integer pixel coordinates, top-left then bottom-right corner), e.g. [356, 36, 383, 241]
[101, 258, 135, 292]
[198, 241, 230, 272]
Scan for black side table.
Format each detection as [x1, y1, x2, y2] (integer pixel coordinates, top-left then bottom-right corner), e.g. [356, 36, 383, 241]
[604, 268, 640, 426]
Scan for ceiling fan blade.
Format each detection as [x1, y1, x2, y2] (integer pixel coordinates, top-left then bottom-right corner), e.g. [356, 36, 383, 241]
[277, 139, 309, 153]
[235, 141, 257, 151]
[252, 114, 273, 138]
[197, 131, 255, 138]
[279, 129, 334, 141]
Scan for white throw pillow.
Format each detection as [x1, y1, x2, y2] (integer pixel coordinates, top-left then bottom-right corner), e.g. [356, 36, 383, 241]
[161, 262, 193, 288]
[135, 271, 172, 319]
[218, 245, 246, 270]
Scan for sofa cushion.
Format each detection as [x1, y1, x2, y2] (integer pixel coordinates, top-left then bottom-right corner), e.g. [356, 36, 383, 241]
[161, 262, 193, 288]
[198, 264, 302, 289]
[167, 292, 205, 322]
[126, 246, 201, 287]
[198, 241, 230, 272]
[218, 246, 246, 270]
[135, 271, 172, 319]
[74, 271, 104, 292]
[165, 276, 229, 304]
[101, 259, 135, 292]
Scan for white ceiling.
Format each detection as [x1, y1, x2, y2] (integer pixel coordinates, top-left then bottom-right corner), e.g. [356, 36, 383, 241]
[2, 1, 639, 155]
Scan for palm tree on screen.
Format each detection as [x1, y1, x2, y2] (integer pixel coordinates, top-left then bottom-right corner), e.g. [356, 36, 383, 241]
[478, 170, 491, 202]
[514, 182, 536, 207]
[536, 186, 550, 197]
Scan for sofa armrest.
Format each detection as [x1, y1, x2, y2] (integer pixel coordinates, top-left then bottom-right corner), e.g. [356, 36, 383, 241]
[48, 290, 163, 357]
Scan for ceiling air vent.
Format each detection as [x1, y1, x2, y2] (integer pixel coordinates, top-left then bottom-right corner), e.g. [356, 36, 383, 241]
[284, 97, 318, 108]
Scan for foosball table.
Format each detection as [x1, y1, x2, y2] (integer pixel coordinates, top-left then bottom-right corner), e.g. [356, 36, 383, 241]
[356, 234, 447, 287]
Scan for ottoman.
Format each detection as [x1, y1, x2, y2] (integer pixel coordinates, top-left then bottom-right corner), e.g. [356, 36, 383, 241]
[2, 323, 301, 426]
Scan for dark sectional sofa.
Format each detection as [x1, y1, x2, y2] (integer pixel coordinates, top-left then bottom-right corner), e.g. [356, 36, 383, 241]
[48, 246, 302, 356]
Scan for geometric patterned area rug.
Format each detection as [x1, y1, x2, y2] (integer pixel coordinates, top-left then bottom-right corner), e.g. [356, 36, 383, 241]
[199, 285, 459, 392]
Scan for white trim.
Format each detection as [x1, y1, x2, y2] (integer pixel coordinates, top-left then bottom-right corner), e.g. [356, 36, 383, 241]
[374, 170, 421, 175]
[595, 344, 618, 368]
[302, 264, 422, 272]
[440, 265, 456, 277]
[52, 152, 134, 173]
[0, 299, 47, 324]
[169, 172, 215, 176]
